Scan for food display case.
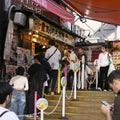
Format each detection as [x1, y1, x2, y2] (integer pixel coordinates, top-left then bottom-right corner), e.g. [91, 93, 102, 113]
[109, 41, 120, 69]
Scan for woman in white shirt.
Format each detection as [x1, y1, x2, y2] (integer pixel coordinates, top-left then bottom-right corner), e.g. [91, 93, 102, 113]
[97, 45, 111, 91]
[10, 66, 28, 120]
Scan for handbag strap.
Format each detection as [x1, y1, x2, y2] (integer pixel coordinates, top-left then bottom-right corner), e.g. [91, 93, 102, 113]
[0, 111, 8, 117]
[47, 48, 57, 61]
[107, 52, 111, 64]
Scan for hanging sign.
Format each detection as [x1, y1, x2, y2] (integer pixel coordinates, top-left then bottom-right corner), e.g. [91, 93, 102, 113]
[61, 77, 67, 87]
[36, 98, 48, 111]
[72, 63, 79, 72]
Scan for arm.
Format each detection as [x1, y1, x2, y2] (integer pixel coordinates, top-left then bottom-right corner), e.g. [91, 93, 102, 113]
[101, 104, 112, 120]
[97, 54, 101, 71]
[58, 50, 61, 61]
[109, 53, 113, 63]
[24, 77, 29, 91]
[45, 49, 50, 59]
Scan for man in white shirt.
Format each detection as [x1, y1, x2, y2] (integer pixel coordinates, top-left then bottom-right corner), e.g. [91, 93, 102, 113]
[45, 40, 61, 95]
[9, 66, 28, 120]
[97, 45, 112, 91]
[0, 82, 19, 120]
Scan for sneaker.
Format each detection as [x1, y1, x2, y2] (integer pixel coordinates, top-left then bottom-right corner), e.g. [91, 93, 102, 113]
[26, 115, 33, 118]
[103, 89, 107, 92]
[97, 87, 102, 91]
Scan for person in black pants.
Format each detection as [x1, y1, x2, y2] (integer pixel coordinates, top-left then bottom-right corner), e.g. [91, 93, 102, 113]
[26, 55, 47, 115]
[97, 45, 112, 91]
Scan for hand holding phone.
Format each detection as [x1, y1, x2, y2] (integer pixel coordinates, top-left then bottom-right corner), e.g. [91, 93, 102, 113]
[101, 101, 112, 110]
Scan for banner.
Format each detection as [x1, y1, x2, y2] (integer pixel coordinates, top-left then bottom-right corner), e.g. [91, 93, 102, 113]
[32, 0, 74, 23]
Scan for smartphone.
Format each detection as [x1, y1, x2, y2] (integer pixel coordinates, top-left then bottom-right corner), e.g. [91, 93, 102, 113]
[101, 101, 112, 110]
[101, 101, 110, 106]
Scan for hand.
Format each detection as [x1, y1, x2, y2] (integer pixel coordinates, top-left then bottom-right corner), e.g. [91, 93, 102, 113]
[101, 104, 110, 114]
[51, 63, 55, 68]
[101, 104, 112, 120]
[111, 103, 114, 111]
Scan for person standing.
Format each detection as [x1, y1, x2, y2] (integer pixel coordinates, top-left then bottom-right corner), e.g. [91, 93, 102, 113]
[101, 70, 120, 120]
[97, 45, 112, 91]
[67, 49, 78, 90]
[27, 55, 47, 114]
[77, 47, 87, 89]
[35, 53, 52, 97]
[9, 66, 28, 120]
[0, 82, 19, 120]
[77, 47, 87, 69]
[45, 40, 61, 95]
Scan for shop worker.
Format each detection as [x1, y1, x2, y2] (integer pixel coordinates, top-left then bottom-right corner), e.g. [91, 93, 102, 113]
[10, 66, 28, 120]
[45, 40, 61, 95]
[101, 70, 120, 120]
[0, 82, 19, 120]
[27, 55, 47, 115]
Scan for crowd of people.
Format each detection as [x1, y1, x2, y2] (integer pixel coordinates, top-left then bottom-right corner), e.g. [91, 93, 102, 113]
[0, 40, 119, 120]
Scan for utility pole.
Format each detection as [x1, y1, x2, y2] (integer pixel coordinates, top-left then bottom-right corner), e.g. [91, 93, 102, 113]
[0, 0, 9, 79]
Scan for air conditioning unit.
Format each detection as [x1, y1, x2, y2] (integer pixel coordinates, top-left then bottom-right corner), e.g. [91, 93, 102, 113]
[14, 12, 27, 26]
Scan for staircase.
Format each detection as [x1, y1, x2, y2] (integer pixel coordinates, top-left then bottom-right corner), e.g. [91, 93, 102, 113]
[25, 90, 114, 120]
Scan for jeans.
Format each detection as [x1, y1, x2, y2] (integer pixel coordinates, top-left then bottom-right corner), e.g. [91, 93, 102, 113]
[11, 90, 26, 120]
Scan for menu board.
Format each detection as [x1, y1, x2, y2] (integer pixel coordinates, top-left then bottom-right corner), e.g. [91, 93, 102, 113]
[33, 18, 73, 46]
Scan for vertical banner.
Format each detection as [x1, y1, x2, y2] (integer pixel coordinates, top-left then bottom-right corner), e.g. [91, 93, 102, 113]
[4, 20, 14, 61]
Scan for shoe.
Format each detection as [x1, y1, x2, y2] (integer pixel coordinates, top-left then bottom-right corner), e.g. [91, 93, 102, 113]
[97, 87, 102, 91]
[103, 89, 107, 92]
[26, 115, 33, 118]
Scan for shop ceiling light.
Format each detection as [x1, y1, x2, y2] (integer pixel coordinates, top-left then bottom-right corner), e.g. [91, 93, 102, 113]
[29, 32, 32, 35]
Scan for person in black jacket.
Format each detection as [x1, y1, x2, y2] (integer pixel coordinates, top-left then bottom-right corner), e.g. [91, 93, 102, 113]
[35, 53, 52, 95]
[26, 55, 47, 115]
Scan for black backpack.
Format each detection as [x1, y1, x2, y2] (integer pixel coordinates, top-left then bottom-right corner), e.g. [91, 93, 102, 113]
[41, 60, 52, 75]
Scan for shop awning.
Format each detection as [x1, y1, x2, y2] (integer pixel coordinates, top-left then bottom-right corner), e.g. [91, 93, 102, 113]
[64, 0, 120, 25]
[32, 0, 74, 24]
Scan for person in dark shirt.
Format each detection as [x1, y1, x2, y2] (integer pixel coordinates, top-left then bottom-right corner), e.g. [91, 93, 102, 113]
[26, 55, 47, 114]
[101, 70, 120, 120]
[77, 47, 88, 89]
[34, 53, 52, 95]
[77, 47, 87, 69]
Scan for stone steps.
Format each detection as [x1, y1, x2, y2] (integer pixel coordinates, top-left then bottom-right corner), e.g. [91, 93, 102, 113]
[25, 90, 114, 120]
